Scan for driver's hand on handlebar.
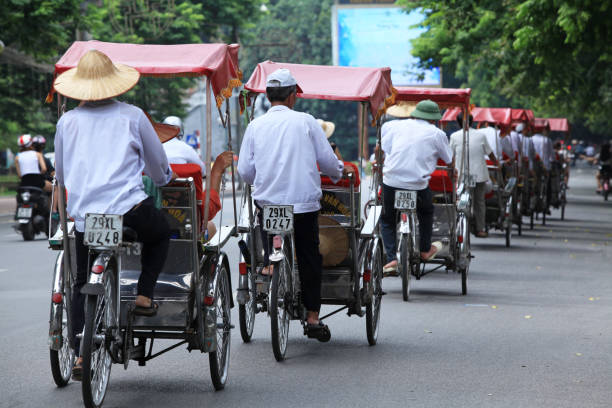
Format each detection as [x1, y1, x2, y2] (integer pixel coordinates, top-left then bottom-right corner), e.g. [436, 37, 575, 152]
[212, 151, 234, 173]
[171, 171, 179, 181]
[342, 166, 353, 175]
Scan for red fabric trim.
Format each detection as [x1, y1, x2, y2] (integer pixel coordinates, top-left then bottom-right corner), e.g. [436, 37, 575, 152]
[320, 162, 360, 189]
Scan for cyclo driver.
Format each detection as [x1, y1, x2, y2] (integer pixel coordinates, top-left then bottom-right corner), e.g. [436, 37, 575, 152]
[53, 50, 176, 379]
[378, 100, 453, 273]
[237, 68, 344, 341]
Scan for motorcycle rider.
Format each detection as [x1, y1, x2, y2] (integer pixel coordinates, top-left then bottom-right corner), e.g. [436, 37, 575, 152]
[15, 134, 51, 192]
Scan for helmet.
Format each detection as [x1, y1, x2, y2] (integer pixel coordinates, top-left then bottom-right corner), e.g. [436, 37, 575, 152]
[32, 135, 46, 151]
[18, 134, 32, 148]
[162, 116, 184, 139]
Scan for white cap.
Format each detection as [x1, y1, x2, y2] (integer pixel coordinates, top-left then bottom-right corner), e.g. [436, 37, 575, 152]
[516, 123, 525, 132]
[266, 68, 300, 90]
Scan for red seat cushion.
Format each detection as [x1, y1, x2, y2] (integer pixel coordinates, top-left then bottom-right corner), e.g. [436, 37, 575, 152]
[485, 191, 495, 200]
[429, 160, 453, 193]
[320, 162, 360, 189]
[169, 163, 221, 223]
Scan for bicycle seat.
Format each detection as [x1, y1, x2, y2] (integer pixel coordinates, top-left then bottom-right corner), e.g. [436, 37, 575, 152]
[122, 226, 138, 242]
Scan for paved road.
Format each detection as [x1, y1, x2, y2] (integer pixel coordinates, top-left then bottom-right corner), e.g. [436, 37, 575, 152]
[1, 168, 610, 408]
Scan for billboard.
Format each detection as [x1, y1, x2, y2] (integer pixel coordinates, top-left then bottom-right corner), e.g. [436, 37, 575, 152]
[332, 5, 441, 86]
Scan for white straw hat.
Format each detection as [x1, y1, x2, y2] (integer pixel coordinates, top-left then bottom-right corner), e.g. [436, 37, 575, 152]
[53, 50, 140, 101]
[317, 119, 336, 138]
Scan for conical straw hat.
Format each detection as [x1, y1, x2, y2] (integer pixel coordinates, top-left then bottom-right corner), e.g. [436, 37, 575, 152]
[54, 50, 140, 101]
[316, 119, 336, 139]
[386, 101, 417, 118]
[318, 215, 349, 267]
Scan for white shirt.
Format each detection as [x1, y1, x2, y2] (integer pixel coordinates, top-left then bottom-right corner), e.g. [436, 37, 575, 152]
[163, 137, 206, 174]
[17, 150, 41, 176]
[237, 105, 343, 214]
[481, 126, 513, 160]
[519, 134, 536, 170]
[450, 128, 492, 183]
[532, 134, 554, 170]
[55, 100, 172, 232]
[510, 131, 522, 158]
[381, 119, 453, 190]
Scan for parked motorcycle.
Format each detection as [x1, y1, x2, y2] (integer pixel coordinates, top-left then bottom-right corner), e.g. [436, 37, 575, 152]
[14, 186, 49, 240]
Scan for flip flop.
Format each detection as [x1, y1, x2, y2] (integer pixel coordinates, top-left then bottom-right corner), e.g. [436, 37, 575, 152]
[72, 358, 83, 381]
[423, 241, 443, 261]
[305, 322, 331, 343]
[383, 262, 398, 276]
[132, 300, 159, 317]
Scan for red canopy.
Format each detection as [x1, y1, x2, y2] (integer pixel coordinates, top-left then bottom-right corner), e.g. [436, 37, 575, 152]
[511, 108, 536, 126]
[546, 118, 570, 133]
[533, 118, 550, 132]
[395, 87, 471, 108]
[441, 107, 512, 128]
[51, 41, 242, 106]
[244, 61, 396, 123]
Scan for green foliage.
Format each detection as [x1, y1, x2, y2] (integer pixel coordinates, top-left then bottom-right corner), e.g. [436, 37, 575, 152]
[0, 0, 85, 151]
[241, 0, 365, 160]
[397, 0, 612, 136]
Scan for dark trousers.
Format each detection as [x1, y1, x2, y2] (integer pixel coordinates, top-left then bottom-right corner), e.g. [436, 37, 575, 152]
[257, 207, 323, 312]
[380, 183, 434, 263]
[71, 197, 170, 352]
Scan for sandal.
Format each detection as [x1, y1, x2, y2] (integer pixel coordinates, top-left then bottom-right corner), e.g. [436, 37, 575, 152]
[132, 299, 159, 317]
[422, 241, 443, 261]
[305, 322, 331, 343]
[72, 357, 83, 381]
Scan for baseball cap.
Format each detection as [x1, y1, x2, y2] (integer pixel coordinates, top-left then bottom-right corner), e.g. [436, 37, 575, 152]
[266, 68, 303, 93]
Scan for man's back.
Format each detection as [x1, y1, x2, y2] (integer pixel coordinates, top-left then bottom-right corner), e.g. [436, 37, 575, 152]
[381, 118, 452, 190]
[55, 100, 171, 230]
[238, 105, 342, 213]
[450, 128, 491, 183]
[163, 137, 205, 173]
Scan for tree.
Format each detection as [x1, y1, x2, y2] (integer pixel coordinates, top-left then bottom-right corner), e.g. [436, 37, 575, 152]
[398, 0, 612, 136]
[0, 0, 86, 150]
[241, 0, 365, 159]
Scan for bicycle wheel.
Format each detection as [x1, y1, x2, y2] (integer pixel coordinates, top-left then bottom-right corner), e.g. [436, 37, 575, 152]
[399, 234, 410, 302]
[50, 291, 75, 387]
[209, 263, 231, 390]
[366, 243, 383, 345]
[238, 268, 256, 343]
[270, 256, 290, 362]
[81, 268, 115, 408]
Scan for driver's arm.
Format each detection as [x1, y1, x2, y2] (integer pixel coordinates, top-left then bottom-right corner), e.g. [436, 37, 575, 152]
[15, 157, 21, 178]
[237, 125, 256, 185]
[139, 111, 173, 186]
[310, 117, 343, 183]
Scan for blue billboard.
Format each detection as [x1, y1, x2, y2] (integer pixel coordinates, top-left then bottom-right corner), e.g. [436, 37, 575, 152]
[332, 6, 441, 86]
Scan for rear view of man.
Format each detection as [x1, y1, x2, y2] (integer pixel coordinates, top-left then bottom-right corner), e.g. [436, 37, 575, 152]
[379, 100, 453, 273]
[237, 68, 343, 341]
[450, 113, 497, 237]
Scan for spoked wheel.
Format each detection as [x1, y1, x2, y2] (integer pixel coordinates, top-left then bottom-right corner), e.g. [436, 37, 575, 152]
[82, 268, 115, 408]
[270, 256, 291, 361]
[238, 267, 256, 343]
[50, 292, 75, 387]
[209, 264, 231, 390]
[505, 221, 511, 248]
[457, 213, 470, 296]
[366, 242, 383, 345]
[399, 234, 410, 302]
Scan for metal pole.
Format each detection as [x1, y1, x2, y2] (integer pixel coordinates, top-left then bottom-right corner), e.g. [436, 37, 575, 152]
[202, 78, 213, 232]
[226, 100, 238, 235]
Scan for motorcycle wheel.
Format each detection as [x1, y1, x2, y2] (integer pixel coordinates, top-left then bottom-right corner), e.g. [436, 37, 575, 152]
[22, 222, 35, 241]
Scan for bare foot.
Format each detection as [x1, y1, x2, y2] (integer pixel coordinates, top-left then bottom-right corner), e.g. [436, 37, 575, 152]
[261, 265, 274, 276]
[306, 310, 320, 325]
[134, 295, 152, 308]
[383, 260, 398, 272]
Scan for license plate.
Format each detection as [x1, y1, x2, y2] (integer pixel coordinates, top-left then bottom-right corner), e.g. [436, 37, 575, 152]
[262, 205, 294, 233]
[17, 206, 32, 219]
[84, 214, 123, 247]
[394, 190, 417, 210]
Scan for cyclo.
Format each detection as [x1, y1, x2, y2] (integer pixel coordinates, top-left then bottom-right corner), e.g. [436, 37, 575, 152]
[511, 108, 536, 230]
[46, 41, 242, 407]
[543, 117, 570, 217]
[235, 61, 394, 360]
[532, 118, 551, 226]
[391, 87, 473, 299]
[477, 107, 516, 247]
